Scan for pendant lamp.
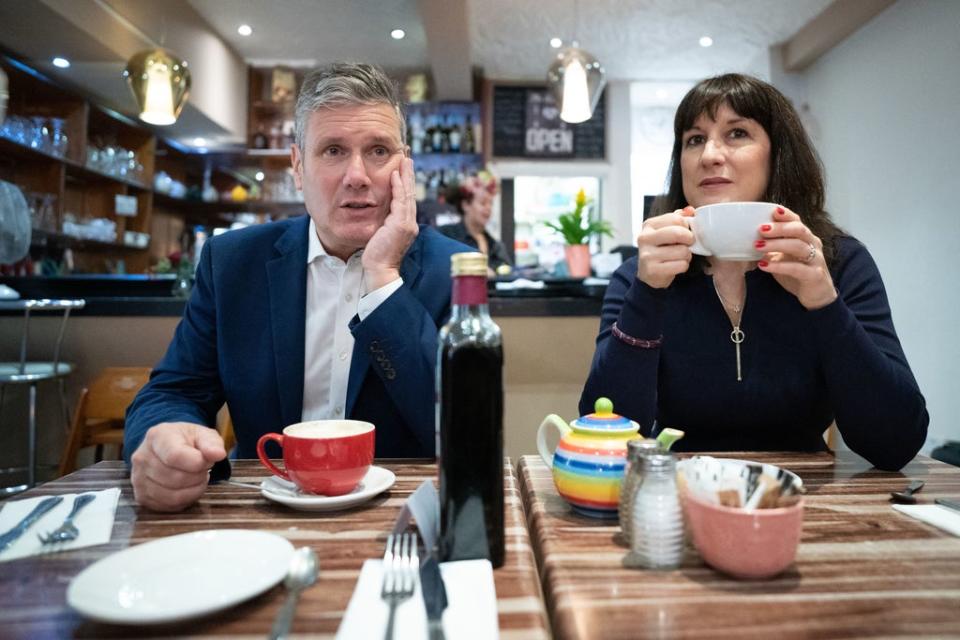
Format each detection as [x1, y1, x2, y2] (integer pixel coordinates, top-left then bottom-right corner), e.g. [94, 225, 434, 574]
[547, 43, 606, 124]
[123, 48, 191, 126]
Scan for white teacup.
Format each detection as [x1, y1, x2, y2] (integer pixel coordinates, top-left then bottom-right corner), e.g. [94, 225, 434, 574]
[689, 201, 778, 260]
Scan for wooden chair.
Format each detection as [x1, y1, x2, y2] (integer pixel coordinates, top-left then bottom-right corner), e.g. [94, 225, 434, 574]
[58, 367, 152, 476]
[217, 406, 236, 453]
[58, 367, 239, 476]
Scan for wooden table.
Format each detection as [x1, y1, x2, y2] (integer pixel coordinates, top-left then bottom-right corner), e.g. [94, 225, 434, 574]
[518, 452, 960, 639]
[0, 460, 550, 639]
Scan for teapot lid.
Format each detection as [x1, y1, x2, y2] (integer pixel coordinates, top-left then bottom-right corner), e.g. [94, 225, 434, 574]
[572, 398, 638, 433]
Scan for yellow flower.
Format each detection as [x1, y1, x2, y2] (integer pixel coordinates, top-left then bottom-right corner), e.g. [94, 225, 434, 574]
[575, 188, 586, 208]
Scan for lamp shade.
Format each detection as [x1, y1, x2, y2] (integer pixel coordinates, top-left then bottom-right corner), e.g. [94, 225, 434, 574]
[123, 48, 191, 126]
[546, 46, 606, 124]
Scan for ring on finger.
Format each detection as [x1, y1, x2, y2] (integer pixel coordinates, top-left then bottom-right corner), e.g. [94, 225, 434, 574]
[802, 243, 817, 263]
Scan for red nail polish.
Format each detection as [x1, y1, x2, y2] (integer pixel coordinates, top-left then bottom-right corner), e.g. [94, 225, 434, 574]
[760, 224, 772, 232]
[758, 260, 769, 268]
[776, 206, 785, 214]
[755, 240, 766, 248]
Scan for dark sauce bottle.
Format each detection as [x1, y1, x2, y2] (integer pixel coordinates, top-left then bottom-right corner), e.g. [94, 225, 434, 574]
[437, 252, 505, 567]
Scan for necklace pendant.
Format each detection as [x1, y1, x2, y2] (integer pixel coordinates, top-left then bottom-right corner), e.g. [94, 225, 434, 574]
[731, 326, 745, 382]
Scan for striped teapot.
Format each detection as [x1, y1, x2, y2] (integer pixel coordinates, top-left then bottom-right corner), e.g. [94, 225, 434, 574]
[536, 398, 640, 518]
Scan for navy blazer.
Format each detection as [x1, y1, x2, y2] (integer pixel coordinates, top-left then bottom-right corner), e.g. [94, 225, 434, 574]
[125, 215, 469, 460]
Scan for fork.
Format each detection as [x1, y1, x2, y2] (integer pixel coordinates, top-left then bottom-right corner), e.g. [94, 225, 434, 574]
[380, 532, 419, 640]
[37, 493, 96, 545]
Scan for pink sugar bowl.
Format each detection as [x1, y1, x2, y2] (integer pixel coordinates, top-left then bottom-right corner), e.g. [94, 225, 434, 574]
[683, 488, 804, 579]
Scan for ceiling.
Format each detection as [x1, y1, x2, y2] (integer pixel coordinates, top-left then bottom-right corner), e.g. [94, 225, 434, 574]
[0, 0, 842, 147]
[190, 0, 833, 79]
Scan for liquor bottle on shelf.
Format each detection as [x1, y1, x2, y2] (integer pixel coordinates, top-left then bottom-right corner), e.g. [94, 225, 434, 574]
[408, 111, 424, 155]
[431, 114, 445, 154]
[252, 125, 269, 149]
[448, 115, 462, 153]
[437, 252, 505, 568]
[414, 169, 428, 201]
[472, 115, 483, 154]
[463, 115, 476, 154]
[269, 122, 285, 149]
[422, 115, 435, 154]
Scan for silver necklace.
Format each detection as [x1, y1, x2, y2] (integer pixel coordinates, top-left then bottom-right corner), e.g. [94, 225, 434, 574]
[713, 280, 746, 381]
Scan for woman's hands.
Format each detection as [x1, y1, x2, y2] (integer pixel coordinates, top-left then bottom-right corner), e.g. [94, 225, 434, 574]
[636, 206, 696, 289]
[756, 206, 838, 310]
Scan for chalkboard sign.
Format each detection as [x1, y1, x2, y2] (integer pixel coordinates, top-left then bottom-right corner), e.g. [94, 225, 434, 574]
[492, 85, 606, 160]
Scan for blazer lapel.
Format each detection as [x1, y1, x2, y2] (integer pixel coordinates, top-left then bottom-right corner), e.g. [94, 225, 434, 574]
[267, 216, 309, 428]
[345, 231, 425, 415]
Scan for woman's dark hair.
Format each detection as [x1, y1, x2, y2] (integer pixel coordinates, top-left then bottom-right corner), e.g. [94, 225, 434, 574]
[444, 183, 473, 215]
[445, 175, 497, 216]
[655, 73, 844, 270]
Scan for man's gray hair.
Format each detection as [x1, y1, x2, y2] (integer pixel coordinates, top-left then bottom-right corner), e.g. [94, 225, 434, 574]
[294, 62, 406, 151]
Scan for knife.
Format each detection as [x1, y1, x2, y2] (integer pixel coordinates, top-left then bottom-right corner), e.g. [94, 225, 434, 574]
[420, 555, 448, 640]
[0, 495, 64, 553]
[935, 498, 960, 513]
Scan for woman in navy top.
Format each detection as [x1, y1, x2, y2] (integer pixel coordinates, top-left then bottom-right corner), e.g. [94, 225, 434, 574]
[580, 74, 927, 471]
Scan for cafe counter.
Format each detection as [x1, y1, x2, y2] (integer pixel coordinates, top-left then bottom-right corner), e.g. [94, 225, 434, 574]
[0, 275, 604, 470]
[0, 275, 606, 317]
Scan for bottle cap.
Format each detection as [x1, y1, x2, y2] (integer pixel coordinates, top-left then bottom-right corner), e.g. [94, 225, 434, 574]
[639, 452, 675, 472]
[451, 252, 487, 276]
[626, 438, 661, 462]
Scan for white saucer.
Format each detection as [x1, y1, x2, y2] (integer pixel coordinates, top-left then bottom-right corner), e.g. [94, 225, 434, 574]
[67, 529, 294, 624]
[261, 465, 396, 512]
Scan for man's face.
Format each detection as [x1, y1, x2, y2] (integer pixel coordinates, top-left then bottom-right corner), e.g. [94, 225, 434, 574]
[291, 103, 406, 260]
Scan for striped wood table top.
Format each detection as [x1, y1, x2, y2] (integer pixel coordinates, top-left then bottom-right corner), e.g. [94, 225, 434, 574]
[518, 452, 960, 639]
[0, 459, 550, 639]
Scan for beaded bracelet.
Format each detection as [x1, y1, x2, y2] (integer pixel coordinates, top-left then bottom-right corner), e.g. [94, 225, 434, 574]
[611, 322, 663, 349]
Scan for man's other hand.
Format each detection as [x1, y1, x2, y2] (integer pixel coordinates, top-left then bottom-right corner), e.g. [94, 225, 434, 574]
[362, 156, 418, 290]
[130, 422, 227, 512]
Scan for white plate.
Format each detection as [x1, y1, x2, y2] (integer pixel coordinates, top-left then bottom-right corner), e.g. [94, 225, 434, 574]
[67, 529, 294, 625]
[261, 465, 396, 512]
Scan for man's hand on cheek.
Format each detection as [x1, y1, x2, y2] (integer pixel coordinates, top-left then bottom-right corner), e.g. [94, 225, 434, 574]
[362, 156, 418, 290]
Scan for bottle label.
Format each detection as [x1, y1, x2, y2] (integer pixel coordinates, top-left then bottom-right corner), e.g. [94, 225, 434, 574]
[452, 275, 487, 305]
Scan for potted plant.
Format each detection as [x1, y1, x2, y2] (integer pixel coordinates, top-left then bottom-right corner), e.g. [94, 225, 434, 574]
[543, 188, 613, 278]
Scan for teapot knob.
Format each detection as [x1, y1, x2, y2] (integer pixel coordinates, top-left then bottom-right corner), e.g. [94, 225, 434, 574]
[594, 397, 614, 416]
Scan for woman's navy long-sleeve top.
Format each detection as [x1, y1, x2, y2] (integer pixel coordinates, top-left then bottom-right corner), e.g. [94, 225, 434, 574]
[579, 236, 928, 471]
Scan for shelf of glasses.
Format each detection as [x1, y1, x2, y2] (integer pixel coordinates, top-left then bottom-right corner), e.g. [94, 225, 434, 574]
[29, 228, 148, 252]
[152, 192, 305, 215]
[0, 136, 73, 165]
[0, 137, 150, 191]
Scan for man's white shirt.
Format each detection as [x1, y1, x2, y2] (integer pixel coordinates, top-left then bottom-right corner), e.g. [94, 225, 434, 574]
[301, 218, 402, 422]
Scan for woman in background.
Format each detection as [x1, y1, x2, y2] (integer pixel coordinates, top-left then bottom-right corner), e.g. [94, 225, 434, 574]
[439, 174, 512, 273]
[580, 73, 927, 471]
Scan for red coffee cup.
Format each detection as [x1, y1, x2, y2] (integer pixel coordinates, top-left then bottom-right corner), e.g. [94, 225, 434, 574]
[256, 420, 375, 495]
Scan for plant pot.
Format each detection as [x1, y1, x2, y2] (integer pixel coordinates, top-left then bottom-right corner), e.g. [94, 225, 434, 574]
[564, 244, 591, 278]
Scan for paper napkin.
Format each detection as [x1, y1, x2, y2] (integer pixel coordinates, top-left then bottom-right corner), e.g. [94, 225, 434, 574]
[337, 480, 499, 639]
[335, 558, 498, 640]
[0, 488, 121, 562]
[494, 278, 545, 291]
[892, 503, 960, 537]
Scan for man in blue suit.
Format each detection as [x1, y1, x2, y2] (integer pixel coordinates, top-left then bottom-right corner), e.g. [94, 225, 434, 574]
[125, 63, 468, 511]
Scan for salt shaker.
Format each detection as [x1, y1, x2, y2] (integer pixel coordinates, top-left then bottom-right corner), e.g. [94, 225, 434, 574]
[630, 452, 684, 569]
[619, 438, 662, 545]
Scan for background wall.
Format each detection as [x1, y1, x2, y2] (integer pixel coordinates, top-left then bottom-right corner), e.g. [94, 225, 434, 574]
[798, 0, 960, 452]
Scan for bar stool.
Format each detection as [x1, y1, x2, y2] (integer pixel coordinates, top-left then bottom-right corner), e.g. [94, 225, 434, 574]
[0, 298, 85, 495]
